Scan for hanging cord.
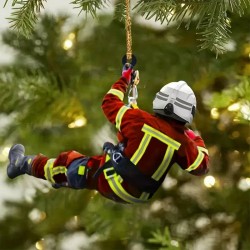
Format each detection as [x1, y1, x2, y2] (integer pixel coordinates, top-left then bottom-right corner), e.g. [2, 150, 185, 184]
[124, 0, 139, 108]
[125, 0, 132, 61]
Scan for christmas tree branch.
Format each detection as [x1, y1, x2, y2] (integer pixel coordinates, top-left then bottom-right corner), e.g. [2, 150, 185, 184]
[7, 0, 46, 37]
[71, 0, 110, 18]
[196, 2, 231, 54]
[3, 0, 250, 54]
[114, 1, 126, 23]
[134, 0, 249, 55]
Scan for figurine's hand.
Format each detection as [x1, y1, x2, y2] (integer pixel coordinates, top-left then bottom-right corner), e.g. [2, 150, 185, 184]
[122, 63, 133, 84]
[185, 129, 197, 140]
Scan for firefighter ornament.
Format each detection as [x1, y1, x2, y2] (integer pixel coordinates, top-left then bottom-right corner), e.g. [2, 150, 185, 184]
[7, 61, 209, 204]
[6, 0, 209, 204]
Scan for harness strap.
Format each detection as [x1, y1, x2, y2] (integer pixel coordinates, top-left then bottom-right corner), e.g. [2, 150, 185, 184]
[93, 141, 174, 203]
[103, 166, 150, 204]
[93, 155, 163, 203]
[93, 159, 112, 180]
[114, 157, 159, 193]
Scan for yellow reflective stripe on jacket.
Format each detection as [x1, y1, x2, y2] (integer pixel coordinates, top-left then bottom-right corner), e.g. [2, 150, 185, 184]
[103, 167, 149, 204]
[44, 159, 56, 183]
[142, 124, 180, 149]
[107, 89, 124, 101]
[186, 149, 205, 172]
[198, 146, 209, 155]
[131, 124, 180, 181]
[130, 133, 151, 165]
[115, 106, 130, 131]
[152, 146, 176, 181]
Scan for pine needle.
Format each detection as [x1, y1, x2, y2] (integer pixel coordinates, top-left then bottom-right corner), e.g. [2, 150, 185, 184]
[71, 0, 110, 18]
[7, 0, 46, 37]
[3, 0, 250, 54]
[113, 2, 126, 23]
[134, 0, 250, 55]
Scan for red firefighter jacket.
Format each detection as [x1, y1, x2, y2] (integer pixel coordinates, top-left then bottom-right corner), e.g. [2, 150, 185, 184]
[99, 77, 209, 203]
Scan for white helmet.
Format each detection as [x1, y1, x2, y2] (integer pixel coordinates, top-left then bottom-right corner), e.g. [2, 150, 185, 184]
[153, 81, 196, 124]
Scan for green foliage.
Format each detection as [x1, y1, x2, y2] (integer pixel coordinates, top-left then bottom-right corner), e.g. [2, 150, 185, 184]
[0, 14, 108, 154]
[114, 1, 127, 23]
[6, 0, 45, 37]
[3, 0, 250, 54]
[148, 227, 181, 250]
[72, 0, 111, 17]
[0, 11, 250, 250]
[134, 0, 248, 55]
[0, 200, 39, 249]
[209, 76, 250, 123]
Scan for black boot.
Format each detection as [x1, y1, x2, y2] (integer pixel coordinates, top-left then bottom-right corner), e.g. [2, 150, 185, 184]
[7, 144, 34, 179]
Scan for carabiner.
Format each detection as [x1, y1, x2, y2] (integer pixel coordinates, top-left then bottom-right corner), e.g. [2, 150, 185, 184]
[128, 84, 138, 106]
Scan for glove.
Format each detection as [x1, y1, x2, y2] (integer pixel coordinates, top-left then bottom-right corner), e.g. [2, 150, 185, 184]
[185, 129, 197, 140]
[122, 63, 133, 84]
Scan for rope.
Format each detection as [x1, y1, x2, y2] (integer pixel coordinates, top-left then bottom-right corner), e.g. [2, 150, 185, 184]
[125, 0, 139, 109]
[125, 0, 132, 61]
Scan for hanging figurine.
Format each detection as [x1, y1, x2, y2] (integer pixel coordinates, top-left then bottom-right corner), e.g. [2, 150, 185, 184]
[7, 61, 209, 204]
[6, 0, 209, 204]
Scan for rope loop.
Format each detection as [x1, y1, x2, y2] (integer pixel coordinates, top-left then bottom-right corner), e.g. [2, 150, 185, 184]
[125, 0, 132, 62]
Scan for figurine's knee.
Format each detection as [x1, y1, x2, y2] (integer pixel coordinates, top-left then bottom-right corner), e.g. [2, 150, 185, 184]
[66, 158, 89, 189]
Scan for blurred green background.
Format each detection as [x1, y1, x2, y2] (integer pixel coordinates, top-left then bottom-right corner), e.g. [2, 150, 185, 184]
[0, 2, 249, 250]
